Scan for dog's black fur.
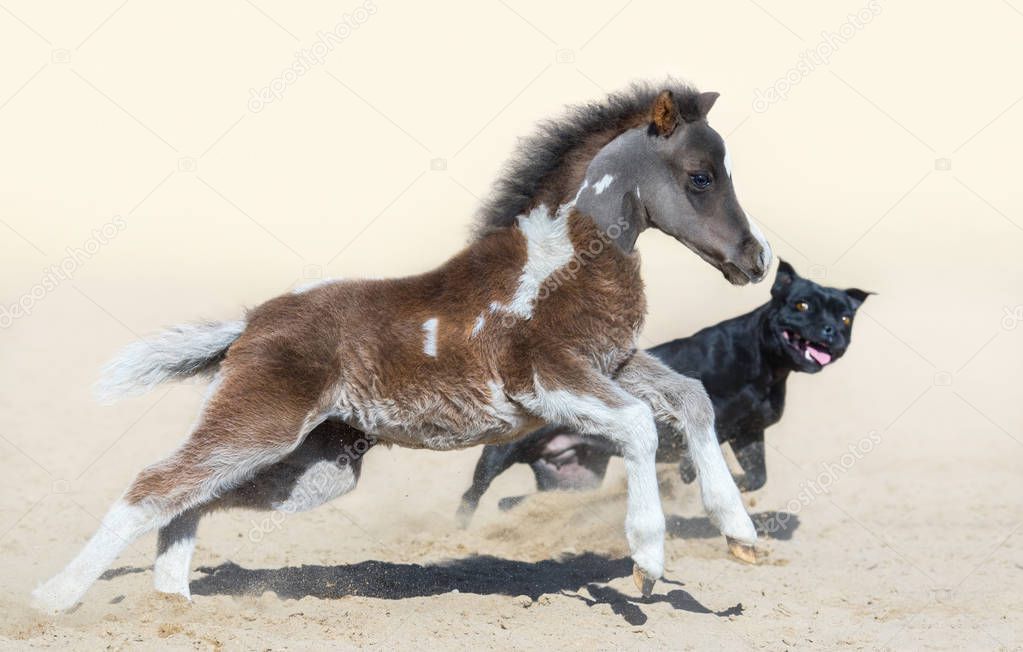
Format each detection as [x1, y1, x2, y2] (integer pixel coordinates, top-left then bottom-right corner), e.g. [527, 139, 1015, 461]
[457, 261, 871, 526]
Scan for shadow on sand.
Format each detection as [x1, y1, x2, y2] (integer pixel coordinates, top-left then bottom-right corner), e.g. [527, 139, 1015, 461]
[666, 510, 800, 541]
[188, 553, 629, 602]
[100, 511, 795, 625]
[181, 553, 738, 625]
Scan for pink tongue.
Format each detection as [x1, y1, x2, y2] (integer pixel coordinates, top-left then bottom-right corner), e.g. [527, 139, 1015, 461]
[806, 345, 832, 366]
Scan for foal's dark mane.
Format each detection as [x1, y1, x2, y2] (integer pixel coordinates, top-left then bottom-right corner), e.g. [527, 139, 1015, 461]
[473, 80, 701, 237]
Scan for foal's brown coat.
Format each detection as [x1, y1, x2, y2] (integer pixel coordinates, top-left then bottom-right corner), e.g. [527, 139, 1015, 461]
[127, 213, 643, 504]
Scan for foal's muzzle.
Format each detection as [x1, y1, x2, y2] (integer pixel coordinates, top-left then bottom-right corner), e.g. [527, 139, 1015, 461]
[723, 237, 772, 285]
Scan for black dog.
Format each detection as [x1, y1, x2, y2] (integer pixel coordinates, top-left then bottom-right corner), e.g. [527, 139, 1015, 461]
[457, 261, 870, 526]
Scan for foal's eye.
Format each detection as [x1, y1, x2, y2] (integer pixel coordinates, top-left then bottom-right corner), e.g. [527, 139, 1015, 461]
[841, 315, 852, 327]
[689, 173, 712, 189]
[794, 301, 810, 312]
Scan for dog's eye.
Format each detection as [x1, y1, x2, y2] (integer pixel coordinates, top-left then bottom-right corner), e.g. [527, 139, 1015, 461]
[794, 301, 810, 312]
[689, 173, 712, 190]
[841, 315, 852, 327]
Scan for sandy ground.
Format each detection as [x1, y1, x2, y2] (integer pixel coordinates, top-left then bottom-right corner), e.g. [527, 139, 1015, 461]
[2, 1, 1022, 649]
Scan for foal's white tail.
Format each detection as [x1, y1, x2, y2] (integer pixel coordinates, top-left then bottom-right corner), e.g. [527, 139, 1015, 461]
[95, 320, 245, 402]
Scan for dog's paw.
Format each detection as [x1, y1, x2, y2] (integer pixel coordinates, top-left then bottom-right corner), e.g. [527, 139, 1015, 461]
[678, 462, 697, 484]
[497, 495, 528, 512]
[454, 501, 475, 529]
[736, 473, 766, 493]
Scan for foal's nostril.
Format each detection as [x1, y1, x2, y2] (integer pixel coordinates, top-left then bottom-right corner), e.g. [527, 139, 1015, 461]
[740, 239, 769, 281]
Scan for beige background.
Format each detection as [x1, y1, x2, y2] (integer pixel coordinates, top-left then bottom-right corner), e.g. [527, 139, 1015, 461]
[1, 0, 1021, 649]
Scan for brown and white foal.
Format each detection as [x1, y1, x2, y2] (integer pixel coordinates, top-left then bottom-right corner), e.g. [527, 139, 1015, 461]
[33, 84, 771, 612]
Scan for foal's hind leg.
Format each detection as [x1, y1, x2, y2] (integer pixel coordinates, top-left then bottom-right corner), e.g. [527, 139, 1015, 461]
[151, 420, 371, 598]
[32, 374, 327, 613]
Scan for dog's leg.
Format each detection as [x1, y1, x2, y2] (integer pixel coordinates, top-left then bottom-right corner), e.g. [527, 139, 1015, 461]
[731, 431, 767, 492]
[615, 351, 757, 563]
[670, 422, 698, 484]
[518, 361, 664, 595]
[678, 452, 698, 484]
[32, 372, 326, 613]
[457, 442, 526, 528]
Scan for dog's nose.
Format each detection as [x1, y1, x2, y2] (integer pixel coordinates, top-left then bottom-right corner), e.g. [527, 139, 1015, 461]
[821, 324, 836, 342]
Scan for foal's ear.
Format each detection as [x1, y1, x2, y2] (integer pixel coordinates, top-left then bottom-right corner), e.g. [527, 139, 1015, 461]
[695, 91, 720, 118]
[650, 90, 679, 137]
[771, 259, 798, 299]
[844, 288, 874, 309]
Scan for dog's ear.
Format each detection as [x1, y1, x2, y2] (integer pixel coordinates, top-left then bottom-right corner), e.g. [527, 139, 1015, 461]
[771, 259, 798, 299]
[845, 288, 874, 309]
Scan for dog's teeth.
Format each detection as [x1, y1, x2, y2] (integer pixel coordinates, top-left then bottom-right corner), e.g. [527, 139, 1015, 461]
[804, 350, 812, 361]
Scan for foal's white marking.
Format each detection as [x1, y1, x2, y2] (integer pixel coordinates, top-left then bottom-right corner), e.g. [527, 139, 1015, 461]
[723, 144, 733, 178]
[471, 314, 486, 337]
[293, 277, 338, 294]
[570, 178, 589, 206]
[421, 318, 438, 357]
[593, 174, 614, 194]
[747, 217, 773, 271]
[502, 205, 575, 319]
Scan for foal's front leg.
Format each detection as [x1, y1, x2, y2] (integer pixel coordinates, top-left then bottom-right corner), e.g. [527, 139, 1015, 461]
[519, 363, 665, 595]
[615, 351, 758, 563]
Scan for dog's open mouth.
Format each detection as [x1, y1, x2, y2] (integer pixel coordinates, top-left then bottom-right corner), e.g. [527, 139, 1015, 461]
[782, 329, 833, 366]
